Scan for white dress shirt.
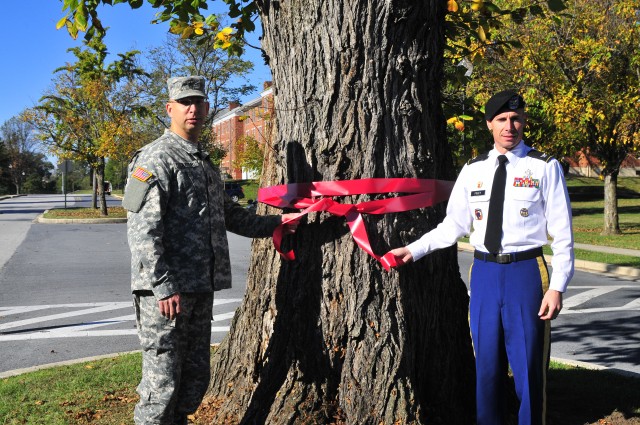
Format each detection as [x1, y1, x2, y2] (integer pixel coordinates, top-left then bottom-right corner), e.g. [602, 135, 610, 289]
[407, 141, 574, 292]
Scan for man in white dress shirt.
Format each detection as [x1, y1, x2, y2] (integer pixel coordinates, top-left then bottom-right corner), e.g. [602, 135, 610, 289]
[386, 90, 574, 425]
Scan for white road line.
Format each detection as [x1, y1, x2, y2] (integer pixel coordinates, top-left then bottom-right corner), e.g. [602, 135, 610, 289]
[0, 325, 232, 341]
[563, 287, 622, 309]
[0, 300, 242, 341]
[0, 303, 132, 331]
[0, 302, 130, 317]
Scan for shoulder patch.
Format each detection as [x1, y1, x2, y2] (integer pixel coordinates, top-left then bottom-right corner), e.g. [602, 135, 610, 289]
[467, 152, 490, 165]
[527, 149, 554, 163]
[132, 167, 153, 182]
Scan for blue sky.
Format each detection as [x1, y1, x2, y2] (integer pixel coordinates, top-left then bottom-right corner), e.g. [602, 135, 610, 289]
[0, 1, 270, 126]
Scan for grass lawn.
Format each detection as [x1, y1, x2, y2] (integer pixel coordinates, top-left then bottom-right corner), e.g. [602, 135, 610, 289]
[42, 206, 127, 219]
[566, 176, 640, 249]
[1, 353, 638, 425]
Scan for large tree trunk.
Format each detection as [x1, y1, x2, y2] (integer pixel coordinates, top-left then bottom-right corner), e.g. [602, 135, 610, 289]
[207, 1, 475, 423]
[602, 172, 621, 235]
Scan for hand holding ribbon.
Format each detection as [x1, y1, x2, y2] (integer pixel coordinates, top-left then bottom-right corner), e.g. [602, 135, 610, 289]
[258, 178, 454, 271]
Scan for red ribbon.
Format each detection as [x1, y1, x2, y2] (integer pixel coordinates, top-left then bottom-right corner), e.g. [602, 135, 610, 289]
[258, 178, 454, 271]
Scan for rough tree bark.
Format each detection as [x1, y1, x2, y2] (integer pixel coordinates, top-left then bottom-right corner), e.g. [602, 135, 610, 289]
[207, 1, 476, 423]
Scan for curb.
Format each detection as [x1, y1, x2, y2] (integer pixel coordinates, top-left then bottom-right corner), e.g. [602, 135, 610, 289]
[551, 357, 640, 379]
[34, 210, 127, 224]
[457, 242, 640, 281]
[0, 344, 221, 379]
[0, 350, 141, 379]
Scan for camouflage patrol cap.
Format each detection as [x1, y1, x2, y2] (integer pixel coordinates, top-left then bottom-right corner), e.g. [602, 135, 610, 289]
[167, 76, 207, 100]
[484, 89, 525, 121]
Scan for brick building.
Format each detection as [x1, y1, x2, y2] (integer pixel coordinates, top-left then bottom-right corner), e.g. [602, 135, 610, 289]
[564, 148, 640, 177]
[211, 82, 273, 179]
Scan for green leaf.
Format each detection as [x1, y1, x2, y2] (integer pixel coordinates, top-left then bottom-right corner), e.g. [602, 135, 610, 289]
[129, 0, 143, 9]
[547, 0, 567, 13]
[529, 5, 544, 16]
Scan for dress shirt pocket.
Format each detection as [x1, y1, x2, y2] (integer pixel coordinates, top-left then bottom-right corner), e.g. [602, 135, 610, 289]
[176, 162, 206, 213]
[506, 187, 541, 228]
[468, 189, 490, 223]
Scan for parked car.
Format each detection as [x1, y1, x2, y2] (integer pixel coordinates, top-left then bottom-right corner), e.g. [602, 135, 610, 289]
[224, 182, 245, 202]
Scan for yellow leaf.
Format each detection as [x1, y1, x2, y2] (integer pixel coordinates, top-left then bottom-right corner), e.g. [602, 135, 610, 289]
[471, 0, 484, 11]
[447, 0, 459, 12]
[477, 26, 486, 42]
[56, 16, 68, 30]
[446, 117, 458, 124]
[220, 27, 233, 35]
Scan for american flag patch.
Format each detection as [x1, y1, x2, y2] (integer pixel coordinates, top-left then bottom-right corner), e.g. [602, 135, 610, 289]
[132, 167, 152, 182]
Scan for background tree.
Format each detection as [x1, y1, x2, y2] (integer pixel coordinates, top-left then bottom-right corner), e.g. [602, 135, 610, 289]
[232, 134, 264, 178]
[30, 33, 148, 214]
[136, 31, 251, 161]
[104, 158, 128, 191]
[466, 0, 640, 235]
[441, 0, 569, 168]
[0, 115, 52, 195]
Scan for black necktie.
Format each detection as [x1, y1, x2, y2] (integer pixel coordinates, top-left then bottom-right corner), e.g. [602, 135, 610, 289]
[484, 155, 508, 254]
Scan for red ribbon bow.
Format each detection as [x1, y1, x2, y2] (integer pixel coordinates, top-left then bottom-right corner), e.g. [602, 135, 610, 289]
[258, 178, 454, 271]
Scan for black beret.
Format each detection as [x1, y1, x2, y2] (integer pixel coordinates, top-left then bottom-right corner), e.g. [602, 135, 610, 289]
[484, 90, 526, 121]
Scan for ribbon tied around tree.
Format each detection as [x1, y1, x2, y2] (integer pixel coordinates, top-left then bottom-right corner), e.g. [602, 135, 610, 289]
[258, 178, 454, 271]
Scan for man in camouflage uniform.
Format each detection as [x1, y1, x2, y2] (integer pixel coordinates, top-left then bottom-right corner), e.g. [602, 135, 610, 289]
[122, 76, 298, 425]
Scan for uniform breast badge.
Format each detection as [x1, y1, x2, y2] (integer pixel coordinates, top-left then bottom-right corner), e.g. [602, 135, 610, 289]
[475, 208, 483, 220]
[513, 169, 540, 189]
[520, 208, 529, 217]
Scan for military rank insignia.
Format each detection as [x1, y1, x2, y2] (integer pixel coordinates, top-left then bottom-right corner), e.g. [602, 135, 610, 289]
[132, 167, 152, 182]
[513, 169, 539, 189]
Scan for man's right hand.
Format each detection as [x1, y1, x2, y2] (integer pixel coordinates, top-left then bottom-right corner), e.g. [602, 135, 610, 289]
[385, 247, 414, 268]
[158, 293, 182, 320]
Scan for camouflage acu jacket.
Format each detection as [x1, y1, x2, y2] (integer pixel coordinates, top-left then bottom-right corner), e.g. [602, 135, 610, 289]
[122, 130, 280, 299]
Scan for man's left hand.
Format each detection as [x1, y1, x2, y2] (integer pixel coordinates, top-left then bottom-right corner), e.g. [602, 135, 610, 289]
[538, 289, 563, 320]
[281, 213, 300, 234]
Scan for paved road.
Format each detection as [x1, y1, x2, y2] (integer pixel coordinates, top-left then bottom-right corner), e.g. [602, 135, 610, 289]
[0, 194, 638, 377]
[0, 194, 250, 376]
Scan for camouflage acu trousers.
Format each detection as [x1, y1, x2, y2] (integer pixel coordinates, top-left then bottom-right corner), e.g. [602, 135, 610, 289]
[133, 292, 213, 425]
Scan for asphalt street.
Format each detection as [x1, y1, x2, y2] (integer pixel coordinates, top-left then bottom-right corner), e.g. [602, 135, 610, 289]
[0, 194, 638, 378]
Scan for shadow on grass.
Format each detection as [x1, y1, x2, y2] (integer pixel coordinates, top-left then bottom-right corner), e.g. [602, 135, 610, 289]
[568, 185, 640, 202]
[502, 367, 640, 425]
[572, 205, 640, 217]
[546, 367, 640, 425]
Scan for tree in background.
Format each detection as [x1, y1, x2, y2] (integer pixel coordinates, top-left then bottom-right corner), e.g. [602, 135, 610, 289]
[104, 158, 128, 191]
[30, 33, 148, 215]
[232, 134, 264, 178]
[467, 0, 640, 235]
[136, 31, 249, 162]
[0, 116, 53, 195]
[442, 0, 569, 169]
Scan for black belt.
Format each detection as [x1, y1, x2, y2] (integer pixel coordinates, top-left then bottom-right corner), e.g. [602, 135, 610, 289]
[473, 247, 543, 264]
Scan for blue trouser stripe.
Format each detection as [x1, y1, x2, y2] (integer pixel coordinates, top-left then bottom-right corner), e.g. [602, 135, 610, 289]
[470, 257, 549, 425]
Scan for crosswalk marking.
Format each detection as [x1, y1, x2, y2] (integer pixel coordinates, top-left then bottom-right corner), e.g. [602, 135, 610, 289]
[562, 285, 640, 314]
[0, 299, 242, 342]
